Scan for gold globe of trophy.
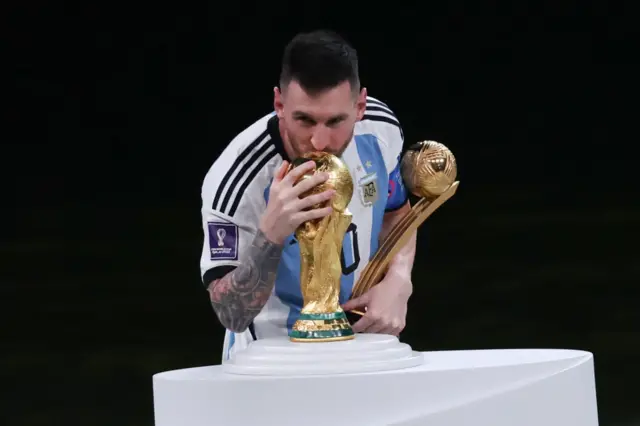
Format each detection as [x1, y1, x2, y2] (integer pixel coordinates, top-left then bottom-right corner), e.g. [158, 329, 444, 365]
[287, 152, 356, 342]
[349, 140, 459, 306]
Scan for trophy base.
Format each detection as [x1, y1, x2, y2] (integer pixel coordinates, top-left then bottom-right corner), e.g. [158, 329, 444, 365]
[289, 311, 355, 342]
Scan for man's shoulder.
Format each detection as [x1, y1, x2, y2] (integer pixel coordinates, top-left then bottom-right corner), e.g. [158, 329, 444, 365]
[202, 112, 283, 217]
[356, 96, 404, 147]
[205, 112, 279, 175]
[219, 112, 276, 159]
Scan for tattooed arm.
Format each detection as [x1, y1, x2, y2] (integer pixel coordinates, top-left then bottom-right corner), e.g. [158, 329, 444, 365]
[206, 229, 284, 333]
[205, 159, 334, 332]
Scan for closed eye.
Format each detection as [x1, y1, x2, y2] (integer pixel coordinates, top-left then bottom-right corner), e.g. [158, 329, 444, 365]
[326, 117, 346, 127]
[292, 111, 348, 127]
[297, 116, 316, 126]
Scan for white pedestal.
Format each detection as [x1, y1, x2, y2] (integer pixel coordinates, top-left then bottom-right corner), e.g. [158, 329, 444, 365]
[224, 334, 424, 375]
[152, 334, 599, 426]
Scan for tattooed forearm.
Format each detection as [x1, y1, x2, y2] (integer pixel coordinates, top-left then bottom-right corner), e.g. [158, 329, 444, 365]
[207, 229, 283, 332]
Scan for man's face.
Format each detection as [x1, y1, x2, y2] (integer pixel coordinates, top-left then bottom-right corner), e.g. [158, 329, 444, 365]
[274, 80, 367, 159]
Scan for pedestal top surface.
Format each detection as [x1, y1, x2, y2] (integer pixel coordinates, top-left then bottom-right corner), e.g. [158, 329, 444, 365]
[154, 334, 592, 382]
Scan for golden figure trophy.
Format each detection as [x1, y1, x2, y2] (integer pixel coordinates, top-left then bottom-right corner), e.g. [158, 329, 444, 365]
[350, 141, 459, 303]
[287, 152, 356, 342]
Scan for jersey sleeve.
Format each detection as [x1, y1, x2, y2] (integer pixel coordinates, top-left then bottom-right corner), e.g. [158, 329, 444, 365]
[199, 159, 268, 287]
[386, 152, 409, 212]
[367, 99, 409, 212]
[200, 206, 255, 287]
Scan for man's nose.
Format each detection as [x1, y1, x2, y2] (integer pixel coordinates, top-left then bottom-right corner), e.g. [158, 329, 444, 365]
[310, 127, 330, 151]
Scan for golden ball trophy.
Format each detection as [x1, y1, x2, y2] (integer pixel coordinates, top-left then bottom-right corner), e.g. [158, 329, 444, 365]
[287, 152, 357, 342]
[350, 140, 459, 303]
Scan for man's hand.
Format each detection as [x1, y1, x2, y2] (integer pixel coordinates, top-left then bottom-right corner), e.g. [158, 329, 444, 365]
[259, 160, 334, 245]
[341, 270, 412, 336]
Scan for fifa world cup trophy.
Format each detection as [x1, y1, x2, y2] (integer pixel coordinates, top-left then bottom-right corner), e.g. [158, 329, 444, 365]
[350, 141, 459, 302]
[287, 152, 356, 342]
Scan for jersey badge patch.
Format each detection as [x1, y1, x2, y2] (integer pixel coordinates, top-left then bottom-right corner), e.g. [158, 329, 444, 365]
[208, 222, 238, 260]
[357, 172, 379, 207]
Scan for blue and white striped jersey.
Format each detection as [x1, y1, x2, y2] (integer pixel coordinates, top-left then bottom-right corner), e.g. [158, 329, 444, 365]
[200, 96, 408, 361]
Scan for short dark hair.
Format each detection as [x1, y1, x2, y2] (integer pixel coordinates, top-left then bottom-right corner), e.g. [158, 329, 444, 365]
[279, 30, 360, 95]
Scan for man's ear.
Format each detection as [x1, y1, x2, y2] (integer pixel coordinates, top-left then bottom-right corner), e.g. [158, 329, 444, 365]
[274, 86, 284, 119]
[355, 87, 367, 121]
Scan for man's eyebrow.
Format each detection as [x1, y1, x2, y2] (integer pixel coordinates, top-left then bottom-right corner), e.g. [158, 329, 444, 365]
[292, 111, 348, 122]
[327, 113, 348, 122]
[292, 110, 312, 118]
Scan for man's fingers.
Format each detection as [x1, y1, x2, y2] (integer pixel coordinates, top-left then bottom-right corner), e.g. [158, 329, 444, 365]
[363, 320, 391, 334]
[274, 161, 289, 182]
[392, 320, 405, 336]
[356, 313, 404, 335]
[341, 294, 369, 312]
[359, 312, 386, 334]
[283, 160, 316, 185]
[294, 206, 333, 224]
[351, 315, 374, 333]
[292, 171, 330, 196]
[296, 189, 335, 210]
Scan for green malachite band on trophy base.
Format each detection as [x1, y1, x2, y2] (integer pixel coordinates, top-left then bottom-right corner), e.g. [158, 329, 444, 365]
[296, 312, 348, 321]
[289, 329, 355, 340]
[289, 311, 355, 340]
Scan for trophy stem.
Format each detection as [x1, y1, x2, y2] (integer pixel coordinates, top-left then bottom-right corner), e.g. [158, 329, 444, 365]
[290, 210, 356, 342]
[350, 182, 460, 299]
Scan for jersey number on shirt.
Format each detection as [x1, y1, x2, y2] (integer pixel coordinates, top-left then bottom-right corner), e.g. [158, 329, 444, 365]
[340, 223, 360, 275]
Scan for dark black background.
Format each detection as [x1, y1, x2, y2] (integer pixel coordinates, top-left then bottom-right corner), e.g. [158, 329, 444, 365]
[6, 1, 638, 425]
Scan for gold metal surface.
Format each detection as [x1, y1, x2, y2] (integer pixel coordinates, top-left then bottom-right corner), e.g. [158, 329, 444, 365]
[290, 152, 353, 213]
[401, 140, 457, 200]
[350, 141, 459, 300]
[288, 152, 356, 341]
[291, 318, 353, 331]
